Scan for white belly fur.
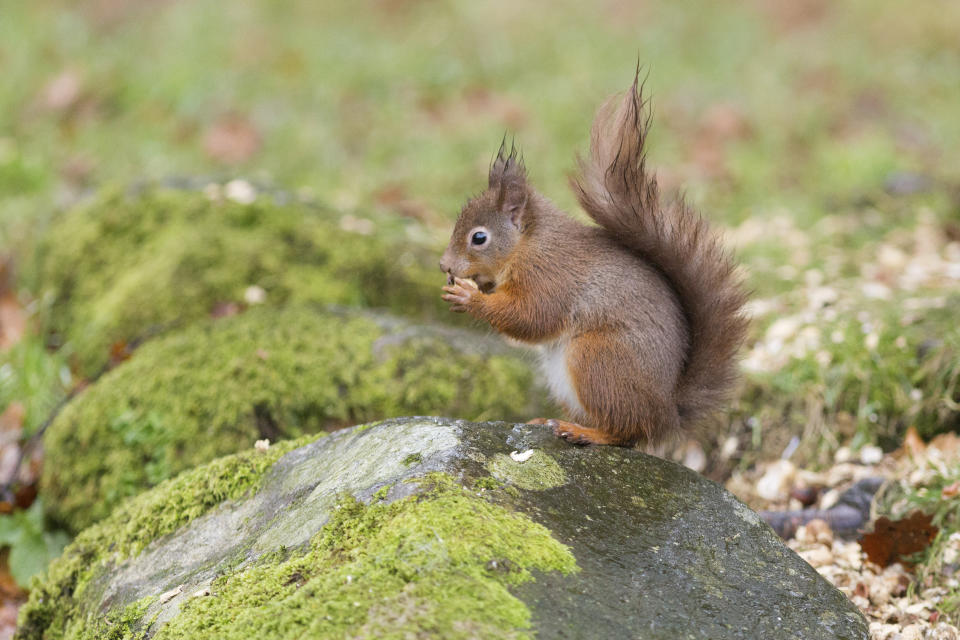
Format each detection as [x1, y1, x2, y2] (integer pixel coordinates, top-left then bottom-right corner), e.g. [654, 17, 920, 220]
[537, 340, 583, 415]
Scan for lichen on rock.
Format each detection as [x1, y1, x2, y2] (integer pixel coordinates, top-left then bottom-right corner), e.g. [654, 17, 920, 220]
[42, 307, 547, 532]
[148, 475, 576, 640]
[18, 421, 578, 640]
[17, 435, 315, 640]
[20, 418, 868, 640]
[487, 451, 567, 491]
[29, 185, 450, 375]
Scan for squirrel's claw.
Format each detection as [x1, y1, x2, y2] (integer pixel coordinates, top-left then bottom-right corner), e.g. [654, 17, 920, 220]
[442, 278, 480, 313]
[530, 418, 616, 446]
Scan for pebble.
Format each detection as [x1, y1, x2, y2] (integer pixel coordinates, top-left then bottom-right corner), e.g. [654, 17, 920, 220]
[859, 445, 884, 465]
[244, 285, 267, 304]
[224, 179, 257, 204]
[756, 459, 796, 501]
[799, 546, 834, 568]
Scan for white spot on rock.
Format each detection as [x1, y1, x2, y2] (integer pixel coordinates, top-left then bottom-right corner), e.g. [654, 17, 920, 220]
[510, 449, 534, 463]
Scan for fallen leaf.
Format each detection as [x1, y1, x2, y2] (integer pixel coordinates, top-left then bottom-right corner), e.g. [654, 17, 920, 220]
[0, 549, 26, 600]
[942, 481, 960, 499]
[860, 511, 938, 569]
[0, 294, 25, 351]
[60, 155, 96, 187]
[699, 103, 751, 142]
[853, 581, 868, 599]
[757, 0, 829, 33]
[203, 113, 261, 165]
[210, 301, 242, 319]
[0, 448, 20, 493]
[109, 340, 132, 366]
[0, 405, 24, 436]
[11, 484, 36, 511]
[37, 70, 82, 113]
[461, 86, 528, 129]
[690, 102, 752, 180]
[899, 426, 927, 459]
[373, 184, 440, 225]
[929, 431, 960, 460]
[419, 86, 528, 131]
[789, 485, 820, 507]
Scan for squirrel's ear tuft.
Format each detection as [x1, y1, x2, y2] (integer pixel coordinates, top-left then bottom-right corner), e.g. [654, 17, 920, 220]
[489, 137, 528, 227]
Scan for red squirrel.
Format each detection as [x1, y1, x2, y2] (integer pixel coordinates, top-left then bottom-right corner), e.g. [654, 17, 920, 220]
[440, 74, 749, 447]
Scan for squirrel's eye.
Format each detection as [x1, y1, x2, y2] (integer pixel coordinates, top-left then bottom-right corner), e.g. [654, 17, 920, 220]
[471, 231, 488, 246]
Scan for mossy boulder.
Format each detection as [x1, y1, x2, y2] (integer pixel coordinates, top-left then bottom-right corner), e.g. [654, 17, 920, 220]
[30, 184, 451, 375]
[21, 418, 868, 640]
[42, 306, 548, 532]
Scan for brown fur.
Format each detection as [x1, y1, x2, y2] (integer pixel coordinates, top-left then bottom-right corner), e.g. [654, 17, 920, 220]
[441, 74, 748, 447]
[571, 74, 750, 429]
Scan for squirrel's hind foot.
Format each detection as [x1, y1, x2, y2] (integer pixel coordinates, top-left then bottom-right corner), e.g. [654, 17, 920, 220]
[528, 418, 619, 446]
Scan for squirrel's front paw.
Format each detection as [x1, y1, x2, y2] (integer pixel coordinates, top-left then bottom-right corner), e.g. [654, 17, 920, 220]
[442, 277, 481, 313]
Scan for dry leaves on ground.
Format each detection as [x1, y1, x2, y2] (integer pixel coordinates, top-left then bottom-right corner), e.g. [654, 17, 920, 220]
[202, 113, 261, 165]
[729, 429, 960, 638]
[860, 512, 938, 569]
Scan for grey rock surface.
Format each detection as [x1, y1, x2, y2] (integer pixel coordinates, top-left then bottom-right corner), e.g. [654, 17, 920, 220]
[63, 418, 870, 639]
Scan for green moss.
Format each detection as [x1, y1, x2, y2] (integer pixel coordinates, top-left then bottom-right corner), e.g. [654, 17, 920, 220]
[18, 472, 576, 640]
[148, 474, 575, 639]
[401, 452, 422, 466]
[16, 436, 313, 640]
[74, 596, 156, 640]
[474, 477, 500, 491]
[487, 452, 567, 491]
[30, 186, 450, 375]
[42, 306, 543, 531]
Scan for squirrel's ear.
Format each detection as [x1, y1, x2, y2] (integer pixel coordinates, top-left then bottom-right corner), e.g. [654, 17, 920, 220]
[499, 178, 528, 228]
[489, 138, 528, 227]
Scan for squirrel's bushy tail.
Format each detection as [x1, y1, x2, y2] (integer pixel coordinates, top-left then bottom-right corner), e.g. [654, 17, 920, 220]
[571, 74, 749, 429]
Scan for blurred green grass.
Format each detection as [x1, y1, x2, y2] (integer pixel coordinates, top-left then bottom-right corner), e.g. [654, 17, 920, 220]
[1, 0, 958, 239]
[1, 0, 958, 439]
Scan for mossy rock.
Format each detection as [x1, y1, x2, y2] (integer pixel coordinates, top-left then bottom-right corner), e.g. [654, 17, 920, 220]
[19, 418, 867, 639]
[42, 306, 548, 532]
[30, 184, 452, 376]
